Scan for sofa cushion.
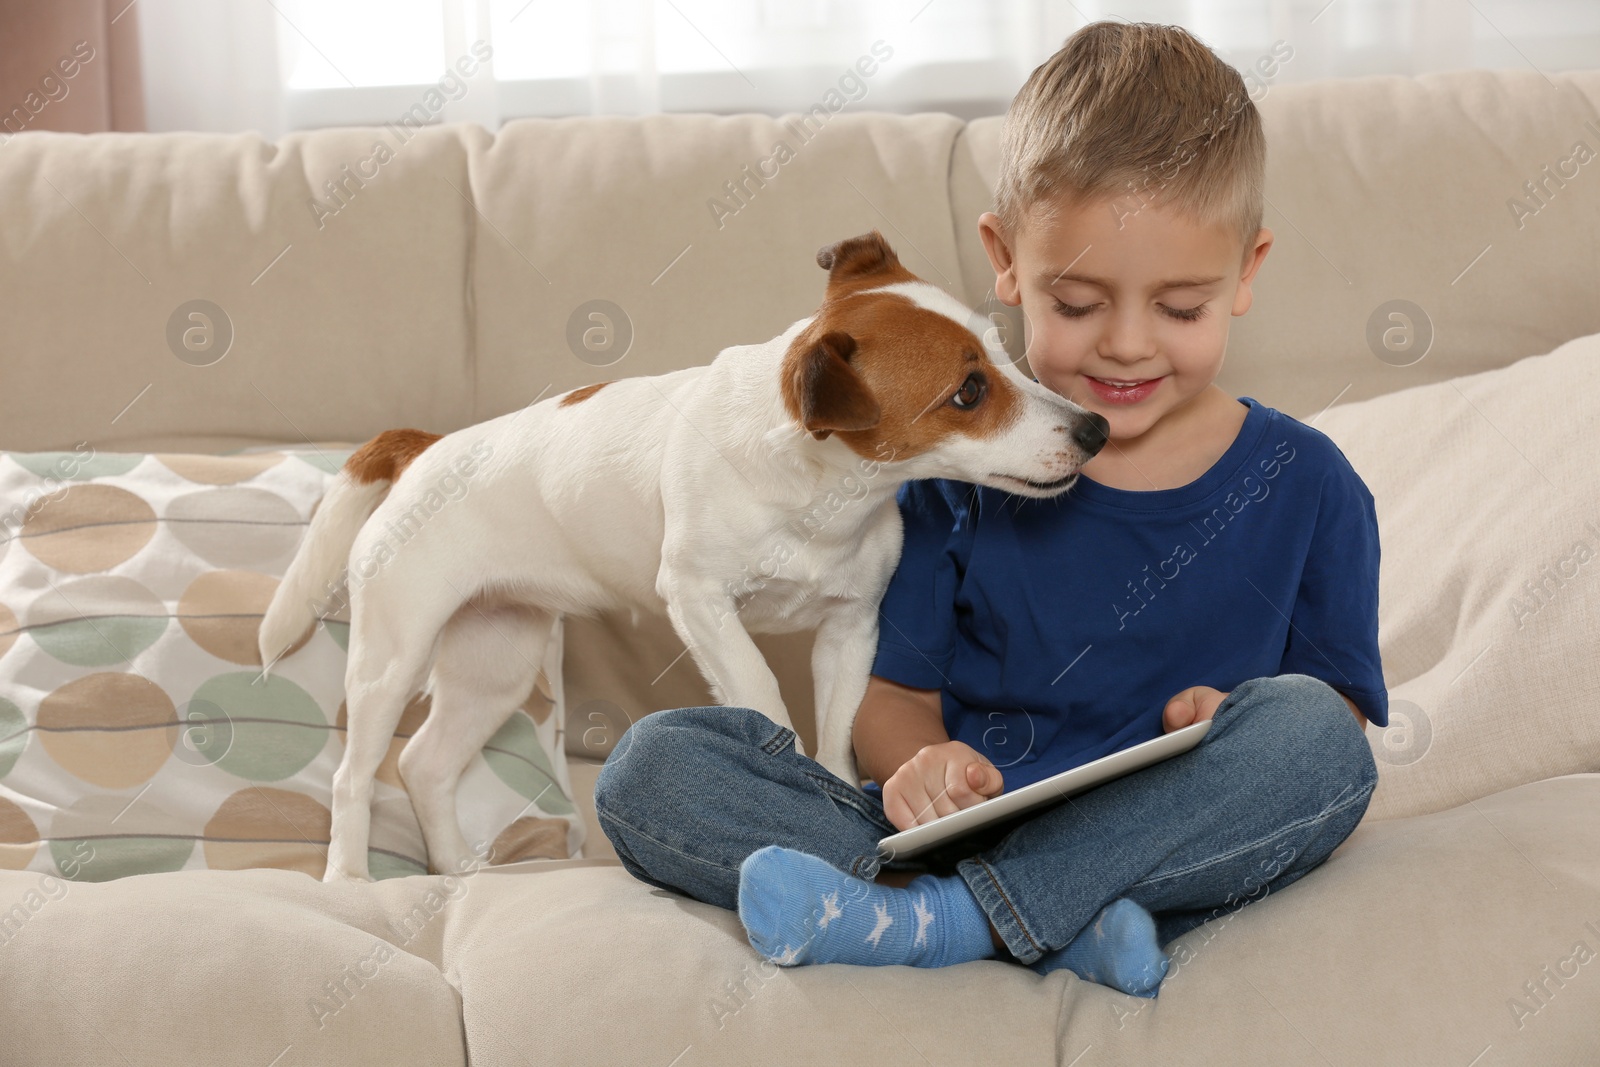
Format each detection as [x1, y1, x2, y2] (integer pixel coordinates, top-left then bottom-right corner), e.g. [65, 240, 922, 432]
[0, 446, 582, 881]
[3, 773, 1596, 1065]
[1316, 332, 1600, 820]
[0, 865, 470, 1065]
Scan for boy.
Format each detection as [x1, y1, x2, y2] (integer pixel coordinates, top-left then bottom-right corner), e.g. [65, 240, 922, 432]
[594, 20, 1384, 998]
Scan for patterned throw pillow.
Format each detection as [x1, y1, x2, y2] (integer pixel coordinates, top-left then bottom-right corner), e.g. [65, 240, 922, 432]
[0, 447, 581, 882]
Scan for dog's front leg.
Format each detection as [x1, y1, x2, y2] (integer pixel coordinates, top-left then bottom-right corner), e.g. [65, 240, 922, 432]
[661, 578, 792, 736]
[811, 602, 881, 788]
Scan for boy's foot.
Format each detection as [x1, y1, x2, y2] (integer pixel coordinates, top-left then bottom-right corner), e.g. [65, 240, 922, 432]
[737, 844, 996, 968]
[1030, 897, 1169, 997]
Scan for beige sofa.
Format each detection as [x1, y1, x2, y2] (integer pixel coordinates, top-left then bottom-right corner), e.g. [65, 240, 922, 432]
[3, 67, 1600, 1064]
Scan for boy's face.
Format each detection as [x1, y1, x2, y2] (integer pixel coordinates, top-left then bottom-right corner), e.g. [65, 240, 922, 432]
[978, 196, 1272, 443]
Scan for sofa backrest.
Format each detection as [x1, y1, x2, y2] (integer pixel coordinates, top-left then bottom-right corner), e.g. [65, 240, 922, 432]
[3, 67, 1598, 456]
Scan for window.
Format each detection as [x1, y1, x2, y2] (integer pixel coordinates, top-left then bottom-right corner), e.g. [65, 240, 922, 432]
[134, 0, 1598, 135]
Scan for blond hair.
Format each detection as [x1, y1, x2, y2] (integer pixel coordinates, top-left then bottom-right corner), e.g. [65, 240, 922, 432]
[995, 21, 1265, 249]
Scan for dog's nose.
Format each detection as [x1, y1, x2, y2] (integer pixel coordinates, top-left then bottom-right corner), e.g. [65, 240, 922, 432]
[1072, 413, 1110, 456]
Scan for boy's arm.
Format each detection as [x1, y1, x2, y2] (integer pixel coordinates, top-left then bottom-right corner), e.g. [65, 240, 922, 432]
[1278, 454, 1389, 729]
[1335, 690, 1368, 730]
[852, 674, 950, 787]
[860, 479, 970, 783]
[1167, 685, 1369, 731]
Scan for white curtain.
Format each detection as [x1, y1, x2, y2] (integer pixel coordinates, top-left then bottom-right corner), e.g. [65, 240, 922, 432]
[134, 0, 1598, 138]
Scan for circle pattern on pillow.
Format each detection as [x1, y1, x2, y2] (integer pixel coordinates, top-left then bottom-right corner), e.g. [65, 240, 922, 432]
[0, 794, 40, 870]
[292, 452, 348, 475]
[325, 619, 350, 651]
[204, 786, 330, 877]
[22, 484, 156, 572]
[166, 487, 303, 568]
[27, 575, 167, 666]
[0, 447, 579, 881]
[483, 708, 575, 816]
[492, 815, 572, 863]
[178, 569, 280, 664]
[51, 793, 194, 882]
[156, 452, 284, 485]
[0, 697, 25, 778]
[171, 698, 234, 767]
[193, 672, 328, 781]
[12, 452, 143, 481]
[0, 600, 17, 659]
[37, 673, 179, 789]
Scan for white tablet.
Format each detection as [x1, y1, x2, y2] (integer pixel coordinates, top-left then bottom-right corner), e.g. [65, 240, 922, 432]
[876, 719, 1212, 861]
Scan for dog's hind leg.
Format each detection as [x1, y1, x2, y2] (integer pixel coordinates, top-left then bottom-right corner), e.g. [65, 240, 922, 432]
[399, 599, 555, 876]
[326, 572, 466, 883]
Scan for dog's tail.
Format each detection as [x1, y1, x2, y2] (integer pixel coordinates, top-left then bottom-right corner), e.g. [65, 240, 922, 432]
[257, 430, 442, 675]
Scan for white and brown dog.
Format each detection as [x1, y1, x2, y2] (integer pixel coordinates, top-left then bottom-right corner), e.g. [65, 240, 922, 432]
[258, 230, 1108, 882]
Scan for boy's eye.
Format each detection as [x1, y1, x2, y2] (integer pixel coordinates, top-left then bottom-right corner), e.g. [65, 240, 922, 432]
[1052, 298, 1096, 318]
[1052, 297, 1209, 323]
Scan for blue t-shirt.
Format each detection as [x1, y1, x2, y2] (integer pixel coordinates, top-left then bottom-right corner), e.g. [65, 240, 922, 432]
[864, 395, 1387, 799]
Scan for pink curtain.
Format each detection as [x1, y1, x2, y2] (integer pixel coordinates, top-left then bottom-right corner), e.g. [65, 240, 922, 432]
[0, 0, 145, 135]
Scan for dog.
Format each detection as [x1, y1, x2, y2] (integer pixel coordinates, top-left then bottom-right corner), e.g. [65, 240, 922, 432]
[256, 230, 1109, 882]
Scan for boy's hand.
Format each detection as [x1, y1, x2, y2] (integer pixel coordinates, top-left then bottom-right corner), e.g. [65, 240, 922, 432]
[1163, 685, 1230, 732]
[881, 741, 1004, 832]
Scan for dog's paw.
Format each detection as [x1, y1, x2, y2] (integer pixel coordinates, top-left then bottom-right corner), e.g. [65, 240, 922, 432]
[321, 865, 374, 884]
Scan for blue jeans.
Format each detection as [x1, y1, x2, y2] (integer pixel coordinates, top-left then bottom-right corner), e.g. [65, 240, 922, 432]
[593, 673, 1378, 966]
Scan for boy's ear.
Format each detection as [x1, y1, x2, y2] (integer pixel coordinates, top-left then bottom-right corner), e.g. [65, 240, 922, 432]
[977, 212, 1022, 306]
[1231, 226, 1274, 317]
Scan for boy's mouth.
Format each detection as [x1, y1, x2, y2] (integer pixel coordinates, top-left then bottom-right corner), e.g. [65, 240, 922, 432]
[1084, 374, 1164, 404]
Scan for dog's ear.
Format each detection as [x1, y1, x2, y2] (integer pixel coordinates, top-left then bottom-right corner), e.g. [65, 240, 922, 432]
[785, 331, 881, 441]
[816, 230, 901, 283]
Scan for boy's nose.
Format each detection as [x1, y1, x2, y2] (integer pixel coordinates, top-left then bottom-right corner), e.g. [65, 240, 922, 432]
[1072, 412, 1110, 456]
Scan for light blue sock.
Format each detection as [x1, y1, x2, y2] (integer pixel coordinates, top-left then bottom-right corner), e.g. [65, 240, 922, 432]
[736, 845, 997, 968]
[1030, 897, 1170, 997]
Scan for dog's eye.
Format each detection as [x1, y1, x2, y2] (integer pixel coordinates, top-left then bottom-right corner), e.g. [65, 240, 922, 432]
[950, 372, 987, 410]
